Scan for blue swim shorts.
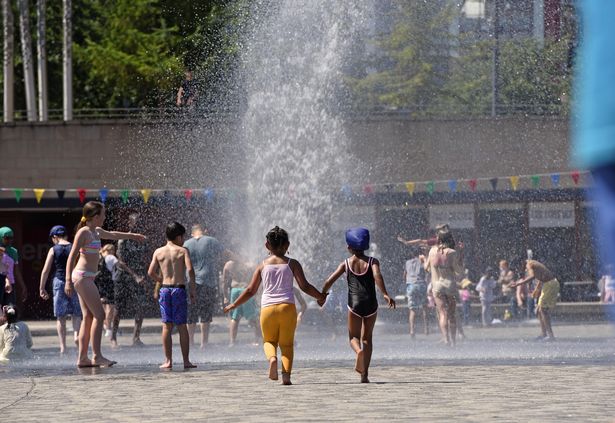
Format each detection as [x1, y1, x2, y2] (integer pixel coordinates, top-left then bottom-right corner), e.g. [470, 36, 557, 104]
[159, 286, 188, 325]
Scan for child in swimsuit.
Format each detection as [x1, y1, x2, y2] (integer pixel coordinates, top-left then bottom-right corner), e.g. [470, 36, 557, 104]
[0, 305, 33, 363]
[320, 227, 396, 383]
[65, 201, 146, 368]
[39, 225, 82, 354]
[224, 226, 326, 385]
[148, 222, 197, 369]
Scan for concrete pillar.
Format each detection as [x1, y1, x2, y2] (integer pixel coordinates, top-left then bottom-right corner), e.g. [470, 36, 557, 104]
[2, 0, 14, 122]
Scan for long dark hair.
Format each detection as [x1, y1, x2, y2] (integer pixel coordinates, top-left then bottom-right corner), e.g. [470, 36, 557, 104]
[4, 305, 18, 330]
[77, 201, 104, 230]
[437, 230, 456, 250]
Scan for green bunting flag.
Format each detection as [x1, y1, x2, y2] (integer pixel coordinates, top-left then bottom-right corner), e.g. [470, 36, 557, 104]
[531, 175, 540, 188]
[14, 189, 23, 203]
[121, 190, 130, 204]
[426, 181, 435, 195]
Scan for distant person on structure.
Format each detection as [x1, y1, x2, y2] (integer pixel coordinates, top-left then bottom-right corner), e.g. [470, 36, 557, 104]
[510, 260, 559, 341]
[573, 1, 615, 322]
[176, 69, 198, 107]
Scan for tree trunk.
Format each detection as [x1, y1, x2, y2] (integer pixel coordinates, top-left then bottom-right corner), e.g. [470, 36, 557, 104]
[2, 0, 14, 122]
[36, 0, 47, 121]
[62, 0, 72, 121]
[18, 0, 37, 121]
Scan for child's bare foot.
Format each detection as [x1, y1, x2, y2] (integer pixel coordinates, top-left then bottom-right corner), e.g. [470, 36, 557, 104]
[355, 350, 365, 374]
[268, 357, 279, 380]
[93, 357, 117, 367]
[361, 374, 370, 383]
[184, 362, 197, 369]
[110, 339, 119, 350]
[77, 358, 100, 368]
[160, 360, 172, 369]
[281, 372, 292, 385]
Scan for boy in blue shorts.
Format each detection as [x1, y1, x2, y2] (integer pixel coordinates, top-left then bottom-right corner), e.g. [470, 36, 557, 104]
[148, 222, 197, 369]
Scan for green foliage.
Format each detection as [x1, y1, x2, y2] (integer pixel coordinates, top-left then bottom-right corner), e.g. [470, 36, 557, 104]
[349, 3, 574, 116]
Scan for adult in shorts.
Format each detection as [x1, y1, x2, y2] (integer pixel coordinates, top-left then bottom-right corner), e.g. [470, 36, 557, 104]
[511, 260, 559, 340]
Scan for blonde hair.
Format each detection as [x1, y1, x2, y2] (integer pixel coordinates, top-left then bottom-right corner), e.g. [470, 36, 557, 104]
[101, 244, 115, 255]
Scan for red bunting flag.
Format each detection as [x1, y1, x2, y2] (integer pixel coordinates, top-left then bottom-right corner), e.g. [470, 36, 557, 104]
[468, 179, 477, 192]
[363, 184, 374, 195]
[571, 170, 580, 185]
[77, 189, 87, 204]
[184, 189, 193, 201]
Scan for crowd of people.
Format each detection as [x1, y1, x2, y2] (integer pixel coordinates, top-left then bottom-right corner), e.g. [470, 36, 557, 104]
[0, 200, 606, 382]
[398, 225, 562, 342]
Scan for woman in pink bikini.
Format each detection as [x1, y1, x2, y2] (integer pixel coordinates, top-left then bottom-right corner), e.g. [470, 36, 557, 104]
[66, 201, 146, 367]
[223, 226, 325, 385]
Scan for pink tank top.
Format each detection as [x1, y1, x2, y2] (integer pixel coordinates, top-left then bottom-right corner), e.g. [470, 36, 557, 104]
[260, 259, 295, 308]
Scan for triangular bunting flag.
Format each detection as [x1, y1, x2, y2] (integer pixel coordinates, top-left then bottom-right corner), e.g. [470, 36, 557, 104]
[405, 182, 415, 196]
[489, 178, 498, 191]
[448, 180, 457, 192]
[550, 174, 560, 187]
[204, 188, 214, 202]
[33, 189, 45, 204]
[141, 189, 151, 203]
[121, 190, 130, 204]
[56, 190, 65, 200]
[571, 170, 580, 185]
[426, 181, 435, 195]
[14, 189, 23, 203]
[363, 184, 374, 195]
[531, 175, 540, 188]
[509, 176, 519, 191]
[341, 185, 352, 198]
[468, 179, 477, 192]
[184, 189, 193, 201]
[99, 188, 108, 203]
[77, 189, 86, 204]
[384, 184, 393, 193]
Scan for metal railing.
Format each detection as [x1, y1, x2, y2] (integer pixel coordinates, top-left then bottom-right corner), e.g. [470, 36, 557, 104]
[0, 103, 568, 123]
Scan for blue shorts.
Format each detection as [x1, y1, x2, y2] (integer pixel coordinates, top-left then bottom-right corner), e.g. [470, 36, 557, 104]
[159, 286, 188, 325]
[406, 282, 427, 310]
[53, 277, 82, 318]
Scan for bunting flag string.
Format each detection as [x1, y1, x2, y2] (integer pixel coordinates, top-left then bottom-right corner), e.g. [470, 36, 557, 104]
[0, 170, 591, 205]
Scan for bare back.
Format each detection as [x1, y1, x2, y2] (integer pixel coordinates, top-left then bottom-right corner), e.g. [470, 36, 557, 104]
[527, 260, 555, 283]
[154, 244, 188, 285]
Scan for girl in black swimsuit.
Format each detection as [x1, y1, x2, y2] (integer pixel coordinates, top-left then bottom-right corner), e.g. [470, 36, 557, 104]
[320, 227, 396, 383]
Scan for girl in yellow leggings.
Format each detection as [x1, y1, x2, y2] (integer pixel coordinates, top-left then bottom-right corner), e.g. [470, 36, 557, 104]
[224, 226, 326, 385]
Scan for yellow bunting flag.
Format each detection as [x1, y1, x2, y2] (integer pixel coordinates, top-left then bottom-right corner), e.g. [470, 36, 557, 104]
[140, 189, 151, 203]
[33, 188, 45, 204]
[509, 176, 519, 191]
[405, 182, 415, 196]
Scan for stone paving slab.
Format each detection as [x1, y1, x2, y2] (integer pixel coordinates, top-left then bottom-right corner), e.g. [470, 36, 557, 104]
[2, 364, 615, 422]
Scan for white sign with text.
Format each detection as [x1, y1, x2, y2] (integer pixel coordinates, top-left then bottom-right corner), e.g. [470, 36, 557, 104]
[429, 204, 475, 229]
[529, 202, 575, 228]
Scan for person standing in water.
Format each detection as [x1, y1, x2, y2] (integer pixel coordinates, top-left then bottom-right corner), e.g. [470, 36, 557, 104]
[222, 260, 260, 346]
[424, 230, 463, 346]
[510, 260, 560, 340]
[66, 201, 146, 368]
[320, 227, 396, 383]
[39, 225, 82, 354]
[148, 222, 197, 369]
[404, 246, 429, 338]
[224, 226, 325, 385]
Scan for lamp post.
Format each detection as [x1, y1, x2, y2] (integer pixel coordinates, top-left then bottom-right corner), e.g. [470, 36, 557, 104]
[491, 0, 502, 117]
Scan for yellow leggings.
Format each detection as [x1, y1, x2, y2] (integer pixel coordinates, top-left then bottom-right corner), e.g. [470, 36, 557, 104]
[260, 303, 297, 374]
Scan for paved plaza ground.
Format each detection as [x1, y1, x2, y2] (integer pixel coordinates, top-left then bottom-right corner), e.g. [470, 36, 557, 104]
[2, 317, 615, 422]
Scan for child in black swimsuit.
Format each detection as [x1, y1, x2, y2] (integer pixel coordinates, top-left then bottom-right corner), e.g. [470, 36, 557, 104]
[320, 227, 396, 383]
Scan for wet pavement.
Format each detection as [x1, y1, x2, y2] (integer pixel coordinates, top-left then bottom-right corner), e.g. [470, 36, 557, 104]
[2, 318, 615, 422]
